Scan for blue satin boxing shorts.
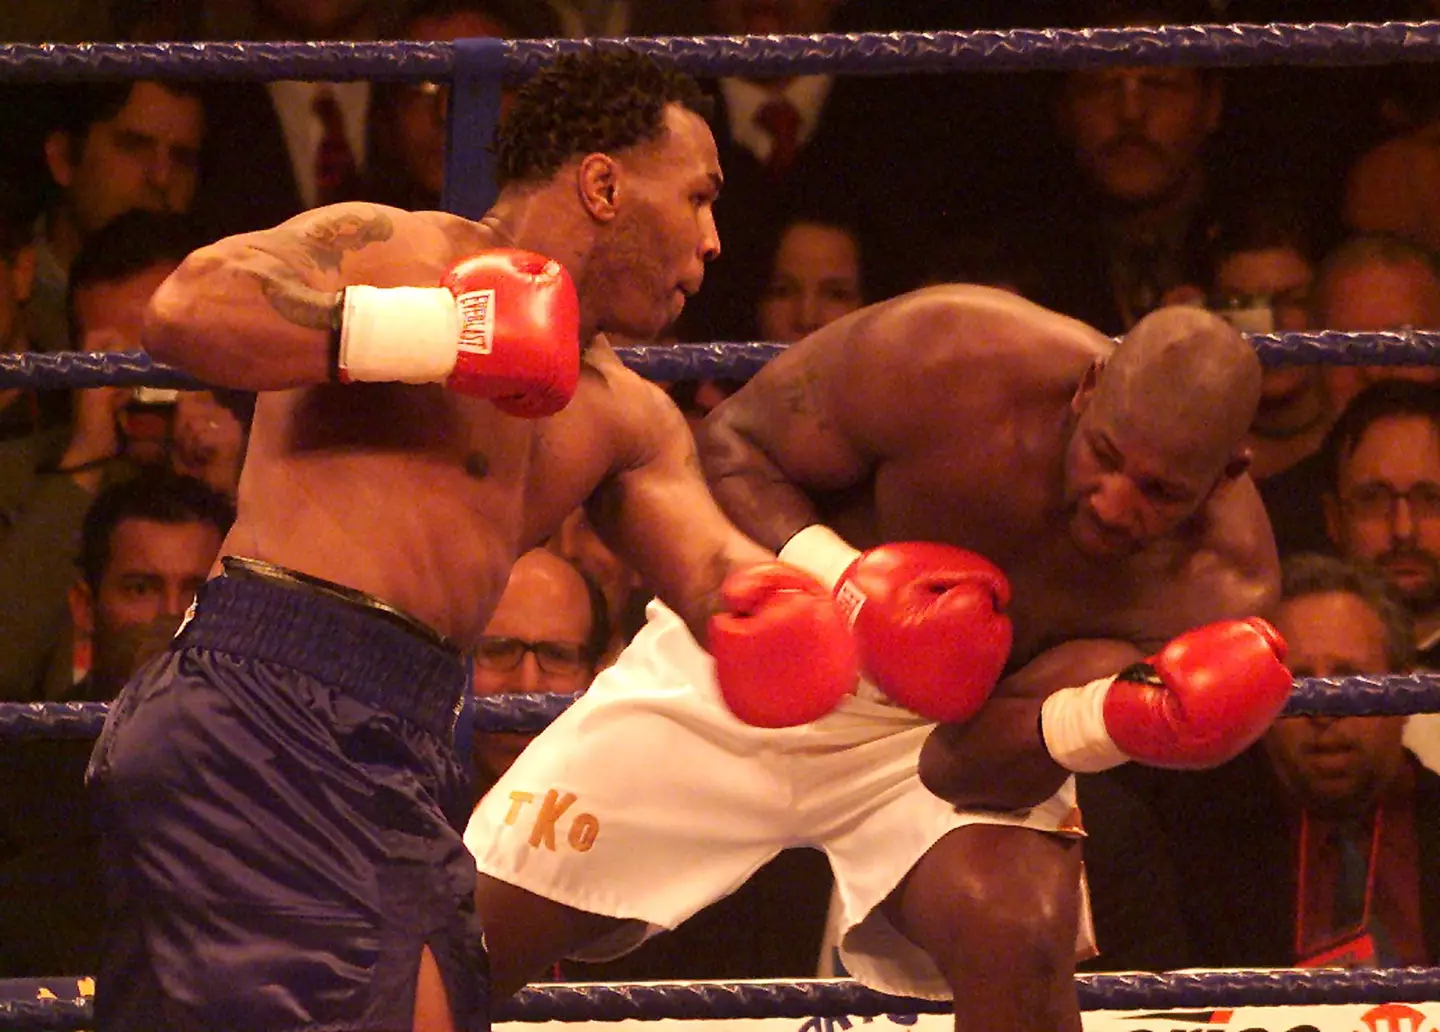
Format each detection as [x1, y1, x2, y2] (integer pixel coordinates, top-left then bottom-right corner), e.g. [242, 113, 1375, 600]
[86, 558, 488, 1032]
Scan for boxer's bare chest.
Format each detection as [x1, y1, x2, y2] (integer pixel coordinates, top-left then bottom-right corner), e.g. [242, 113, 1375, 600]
[257, 384, 594, 558]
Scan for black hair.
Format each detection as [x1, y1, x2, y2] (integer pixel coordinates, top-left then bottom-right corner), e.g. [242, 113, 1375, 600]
[1281, 552, 1417, 671]
[44, 80, 201, 144]
[762, 209, 870, 298]
[1205, 184, 1327, 270]
[1321, 379, 1440, 495]
[64, 208, 257, 428]
[79, 471, 235, 592]
[495, 50, 711, 188]
[66, 209, 205, 346]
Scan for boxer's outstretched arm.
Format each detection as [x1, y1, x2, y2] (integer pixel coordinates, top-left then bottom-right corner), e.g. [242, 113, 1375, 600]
[143, 203, 456, 390]
[919, 639, 1145, 810]
[585, 377, 774, 642]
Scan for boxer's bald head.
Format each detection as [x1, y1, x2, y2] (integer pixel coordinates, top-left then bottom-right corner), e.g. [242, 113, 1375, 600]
[1095, 306, 1261, 481]
[1064, 307, 1261, 556]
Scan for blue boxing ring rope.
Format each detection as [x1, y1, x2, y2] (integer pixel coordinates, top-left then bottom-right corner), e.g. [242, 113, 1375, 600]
[10, 968, 1440, 1031]
[5, 16, 1440, 1032]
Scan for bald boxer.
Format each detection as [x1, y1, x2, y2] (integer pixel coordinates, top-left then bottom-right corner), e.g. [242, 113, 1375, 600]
[84, 51, 924, 1032]
[719, 291, 1281, 1028]
[464, 291, 1287, 1032]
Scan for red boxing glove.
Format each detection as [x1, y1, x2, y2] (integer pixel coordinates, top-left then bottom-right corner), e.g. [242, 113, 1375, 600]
[710, 562, 859, 728]
[1041, 617, 1293, 772]
[779, 527, 1012, 723]
[334, 248, 580, 418]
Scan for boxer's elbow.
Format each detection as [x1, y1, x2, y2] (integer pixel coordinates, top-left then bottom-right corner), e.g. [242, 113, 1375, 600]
[917, 724, 966, 799]
[918, 706, 1069, 811]
[918, 723, 1004, 806]
[142, 248, 228, 364]
[142, 278, 197, 368]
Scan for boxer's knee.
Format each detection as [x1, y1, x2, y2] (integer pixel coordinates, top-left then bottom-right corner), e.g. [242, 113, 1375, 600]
[889, 824, 1081, 987]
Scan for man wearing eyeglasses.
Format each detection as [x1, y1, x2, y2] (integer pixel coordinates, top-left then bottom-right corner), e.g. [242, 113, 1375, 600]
[471, 548, 609, 794]
[1322, 380, 1440, 669]
[1320, 380, 1440, 774]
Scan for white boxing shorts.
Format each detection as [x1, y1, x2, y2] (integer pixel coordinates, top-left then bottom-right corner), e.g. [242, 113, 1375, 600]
[464, 600, 1092, 1000]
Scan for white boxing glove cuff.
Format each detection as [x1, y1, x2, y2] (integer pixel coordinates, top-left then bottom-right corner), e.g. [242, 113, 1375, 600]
[778, 525, 861, 593]
[1039, 676, 1130, 773]
[336, 285, 462, 383]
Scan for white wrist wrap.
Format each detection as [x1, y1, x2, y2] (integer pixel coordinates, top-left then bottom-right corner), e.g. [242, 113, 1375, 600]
[337, 285, 462, 383]
[777, 525, 861, 593]
[1039, 676, 1130, 773]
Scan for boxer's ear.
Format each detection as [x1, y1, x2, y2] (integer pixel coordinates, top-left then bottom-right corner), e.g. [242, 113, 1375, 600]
[1222, 445, 1252, 482]
[577, 153, 619, 223]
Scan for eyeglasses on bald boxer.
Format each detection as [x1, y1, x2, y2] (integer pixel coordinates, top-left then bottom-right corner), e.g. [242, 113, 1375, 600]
[475, 636, 591, 675]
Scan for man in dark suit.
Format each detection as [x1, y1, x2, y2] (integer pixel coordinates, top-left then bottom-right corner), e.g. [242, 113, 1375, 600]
[1151, 553, 1440, 968]
[676, 0, 951, 343]
[190, 0, 385, 240]
[1027, 0, 1226, 336]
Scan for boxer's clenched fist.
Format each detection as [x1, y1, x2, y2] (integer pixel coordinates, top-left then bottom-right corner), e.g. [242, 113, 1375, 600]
[1041, 617, 1292, 771]
[710, 562, 858, 728]
[334, 248, 580, 417]
[779, 526, 1013, 723]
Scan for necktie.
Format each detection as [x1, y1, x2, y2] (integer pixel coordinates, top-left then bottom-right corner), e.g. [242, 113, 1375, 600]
[312, 87, 359, 207]
[1334, 817, 1399, 965]
[755, 97, 801, 180]
[1331, 822, 1368, 933]
[1124, 237, 1165, 326]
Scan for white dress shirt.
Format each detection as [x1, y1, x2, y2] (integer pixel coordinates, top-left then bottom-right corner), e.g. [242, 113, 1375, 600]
[267, 80, 372, 209]
[719, 75, 833, 165]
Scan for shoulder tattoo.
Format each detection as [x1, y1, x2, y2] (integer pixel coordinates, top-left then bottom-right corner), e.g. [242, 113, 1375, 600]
[776, 360, 832, 429]
[297, 206, 395, 273]
[254, 207, 396, 331]
[256, 276, 332, 331]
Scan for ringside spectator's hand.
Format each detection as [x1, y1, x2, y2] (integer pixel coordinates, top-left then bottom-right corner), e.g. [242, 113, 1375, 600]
[56, 329, 134, 491]
[172, 391, 246, 498]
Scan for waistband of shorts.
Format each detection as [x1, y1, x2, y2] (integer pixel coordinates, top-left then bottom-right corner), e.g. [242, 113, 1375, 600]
[176, 557, 467, 739]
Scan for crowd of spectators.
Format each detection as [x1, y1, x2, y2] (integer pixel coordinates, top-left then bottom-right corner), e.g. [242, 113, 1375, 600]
[4, 0, 1440, 985]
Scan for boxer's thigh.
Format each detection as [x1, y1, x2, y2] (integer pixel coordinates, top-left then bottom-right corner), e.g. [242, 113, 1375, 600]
[91, 648, 481, 1030]
[821, 759, 1085, 1001]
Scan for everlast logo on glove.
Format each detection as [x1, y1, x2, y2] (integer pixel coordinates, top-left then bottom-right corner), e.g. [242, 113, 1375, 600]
[455, 289, 495, 355]
[834, 580, 867, 628]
